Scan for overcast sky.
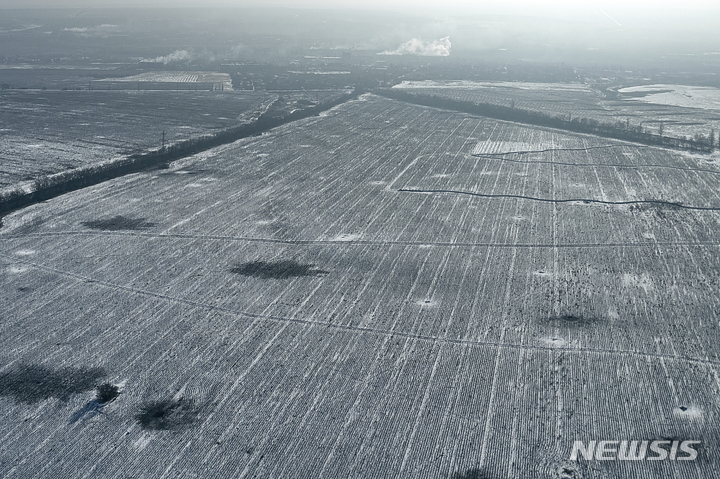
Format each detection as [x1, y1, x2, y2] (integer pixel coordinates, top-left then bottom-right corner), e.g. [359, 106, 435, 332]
[2, 0, 719, 10]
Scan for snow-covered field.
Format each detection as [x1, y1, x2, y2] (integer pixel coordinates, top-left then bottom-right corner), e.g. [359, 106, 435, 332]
[0, 90, 345, 192]
[396, 80, 594, 93]
[618, 84, 720, 112]
[1, 95, 718, 478]
[395, 80, 720, 141]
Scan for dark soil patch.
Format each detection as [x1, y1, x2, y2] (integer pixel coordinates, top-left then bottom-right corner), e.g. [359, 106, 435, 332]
[0, 364, 105, 404]
[546, 314, 599, 327]
[136, 398, 199, 431]
[81, 215, 156, 231]
[230, 260, 328, 279]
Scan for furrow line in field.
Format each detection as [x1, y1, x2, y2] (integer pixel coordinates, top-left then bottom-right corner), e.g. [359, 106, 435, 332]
[8, 230, 720, 249]
[478, 245, 518, 468]
[551, 136, 561, 318]
[477, 143, 526, 468]
[475, 144, 634, 155]
[254, 101, 408, 229]
[397, 188, 720, 211]
[471, 153, 720, 176]
[316, 105, 441, 238]
[189, 286, 330, 475]
[3, 253, 720, 367]
[315, 244, 435, 476]
[428, 232, 480, 473]
[396, 246, 459, 470]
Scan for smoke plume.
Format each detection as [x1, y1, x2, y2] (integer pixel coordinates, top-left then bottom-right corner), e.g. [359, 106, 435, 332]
[152, 49, 194, 64]
[379, 36, 451, 56]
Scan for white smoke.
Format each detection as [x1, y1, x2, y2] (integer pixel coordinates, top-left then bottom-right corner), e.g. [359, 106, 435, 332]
[62, 24, 119, 36]
[152, 50, 194, 64]
[379, 36, 451, 57]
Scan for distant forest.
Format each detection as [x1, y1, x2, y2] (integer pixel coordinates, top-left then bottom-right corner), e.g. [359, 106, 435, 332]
[379, 89, 717, 153]
[0, 89, 361, 214]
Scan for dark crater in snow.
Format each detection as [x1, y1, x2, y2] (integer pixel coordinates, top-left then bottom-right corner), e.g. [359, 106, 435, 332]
[69, 383, 121, 423]
[81, 215, 156, 231]
[96, 383, 121, 404]
[230, 260, 328, 279]
[0, 364, 106, 404]
[136, 397, 199, 431]
[450, 468, 495, 479]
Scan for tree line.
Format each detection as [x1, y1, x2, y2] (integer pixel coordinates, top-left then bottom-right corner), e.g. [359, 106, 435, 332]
[377, 89, 717, 153]
[0, 88, 362, 215]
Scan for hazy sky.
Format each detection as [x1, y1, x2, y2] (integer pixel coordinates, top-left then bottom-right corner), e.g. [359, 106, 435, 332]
[2, 0, 719, 10]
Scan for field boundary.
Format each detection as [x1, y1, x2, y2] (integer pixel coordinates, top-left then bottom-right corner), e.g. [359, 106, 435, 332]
[376, 88, 717, 153]
[398, 188, 720, 211]
[0, 88, 362, 217]
[6, 229, 720, 249]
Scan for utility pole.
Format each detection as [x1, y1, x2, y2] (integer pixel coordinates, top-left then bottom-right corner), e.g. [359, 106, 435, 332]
[162, 130, 166, 151]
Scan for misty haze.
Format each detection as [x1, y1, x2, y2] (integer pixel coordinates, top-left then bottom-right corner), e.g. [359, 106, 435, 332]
[1, 2, 719, 478]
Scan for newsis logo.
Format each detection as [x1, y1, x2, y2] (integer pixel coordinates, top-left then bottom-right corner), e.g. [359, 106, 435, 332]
[570, 440, 701, 461]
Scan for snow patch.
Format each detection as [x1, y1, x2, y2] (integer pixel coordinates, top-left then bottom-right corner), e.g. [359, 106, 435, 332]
[416, 299, 438, 307]
[541, 337, 568, 348]
[473, 140, 559, 155]
[673, 405, 703, 420]
[394, 80, 593, 92]
[14, 249, 35, 256]
[621, 273, 654, 293]
[619, 84, 720, 111]
[133, 433, 153, 451]
[331, 233, 362, 242]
